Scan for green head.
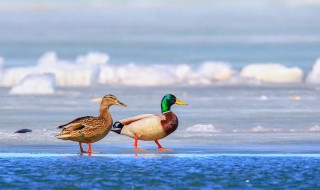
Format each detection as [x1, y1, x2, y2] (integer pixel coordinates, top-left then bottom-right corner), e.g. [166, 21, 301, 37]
[161, 94, 188, 113]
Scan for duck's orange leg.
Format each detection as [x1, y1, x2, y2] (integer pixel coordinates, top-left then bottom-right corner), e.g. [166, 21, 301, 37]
[88, 141, 92, 153]
[134, 136, 147, 151]
[79, 142, 87, 153]
[155, 140, 172, 151]
[87, 141, 101, 154]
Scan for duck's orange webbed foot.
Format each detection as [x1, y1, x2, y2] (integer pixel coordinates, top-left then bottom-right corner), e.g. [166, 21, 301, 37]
[158, 147, 172, 151]
[155, 140, 172, 151]
[134, 147, 148, 151]
[79, 142, 101, 154]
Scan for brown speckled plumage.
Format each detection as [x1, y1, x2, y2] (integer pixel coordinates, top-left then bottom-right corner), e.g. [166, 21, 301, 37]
[55, 94, 126, 152]
[56, 113, 112, 143]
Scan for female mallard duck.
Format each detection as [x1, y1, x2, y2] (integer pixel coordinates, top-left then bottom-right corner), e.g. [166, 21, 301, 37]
[111, 94, 187, 151]
[55, 94, 126, 154]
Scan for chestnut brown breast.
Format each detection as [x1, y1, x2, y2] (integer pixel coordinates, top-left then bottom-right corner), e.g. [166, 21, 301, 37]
[161, 111, 179, 135]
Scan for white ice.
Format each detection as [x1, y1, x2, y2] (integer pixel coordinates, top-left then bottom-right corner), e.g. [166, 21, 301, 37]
[0, 56, 3, 82]
[9, 73, 56, 95]
[250, 126, 281, 132]
[240, 64, 304, 83]
[1, 52, 105, 87]
[186, 124, 220, 133]
[0, 52, 319, 88]
[306, 58, 320, 84]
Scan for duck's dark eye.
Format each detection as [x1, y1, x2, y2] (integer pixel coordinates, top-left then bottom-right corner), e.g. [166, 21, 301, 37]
[172, 97, 176, 104]
[167, 94, 176, 105]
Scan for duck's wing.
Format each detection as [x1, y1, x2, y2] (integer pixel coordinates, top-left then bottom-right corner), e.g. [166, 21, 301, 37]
[56, 116, 96, 139]
[57, 116, 94, 129]
[60, 122, 89, 132]
[119, 114, 156, 125]
[116, 114, 165, 140]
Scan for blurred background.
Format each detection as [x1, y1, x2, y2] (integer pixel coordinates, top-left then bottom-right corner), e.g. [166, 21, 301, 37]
[0, 0, 320, 150]
[0, 0, 319, 71]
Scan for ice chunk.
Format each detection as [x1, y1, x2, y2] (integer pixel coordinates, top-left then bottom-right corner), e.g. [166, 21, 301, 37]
[99, 65, 116, 84]
[1, 52, 102, 87]
[240, 64, 303, 83]
[100, 63, 218, 86]
[37, 52, 61, 67]
[9, 73, 56, 95]
[99, 63, 176, 86]
[308, 125, 320, 132]
[305, 58, 320, 84]
[0, 56, 3, 81]
[186, 124, 220, 133]
[198, 61, 234, 81]
[118, 64, 176, 86]
[76, 52, 109, 66]
[259, 95, 268, 100]
[2, 66, 39, 87]
[0, 52, 309, 87]
[174, 64, 191, 81]
[188, 61, 234, 84]
[250, 126, 281, 132]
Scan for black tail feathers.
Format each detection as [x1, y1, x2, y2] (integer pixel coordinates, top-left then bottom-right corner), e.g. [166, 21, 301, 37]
[111, 121, 124, 134]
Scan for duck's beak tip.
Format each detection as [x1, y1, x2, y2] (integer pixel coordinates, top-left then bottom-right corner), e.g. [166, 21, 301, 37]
[118, 101, 127, 107]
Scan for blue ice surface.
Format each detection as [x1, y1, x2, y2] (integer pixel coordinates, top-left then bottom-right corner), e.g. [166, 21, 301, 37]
[1, 152, 320, 189]
[1, 145, 320, 190]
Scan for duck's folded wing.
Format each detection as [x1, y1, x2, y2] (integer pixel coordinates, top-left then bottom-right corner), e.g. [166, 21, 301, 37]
[56, 122, 93, 139]
[119, 114, 156, 125]
[61, 123, 88, 132]
[57, 116, 94, 129]
[119, 114, 163, 139]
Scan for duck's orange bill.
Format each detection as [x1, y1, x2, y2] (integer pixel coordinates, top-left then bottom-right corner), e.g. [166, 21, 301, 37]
[175, 99, 188, 105]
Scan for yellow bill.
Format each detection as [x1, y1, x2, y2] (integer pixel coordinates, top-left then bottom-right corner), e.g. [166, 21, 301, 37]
[175, 98, 188, 105]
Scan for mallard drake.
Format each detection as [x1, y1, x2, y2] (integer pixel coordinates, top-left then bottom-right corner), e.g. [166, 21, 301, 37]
[55, 94, 126, 154]
[111, 94, 187, 151]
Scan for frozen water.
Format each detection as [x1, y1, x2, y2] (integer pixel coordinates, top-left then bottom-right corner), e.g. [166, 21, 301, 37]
[2, 52, 319, 88]
[250, 125, 281, 132]
[0, 56, 3, 82]
[0, 85, 319, 149]
[9, 73, 56, 95]
[186, 124, 220, 133]
[1, 52, 102, 87]
[240, 64, 304, 83]
[306, 58, 320, 84]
